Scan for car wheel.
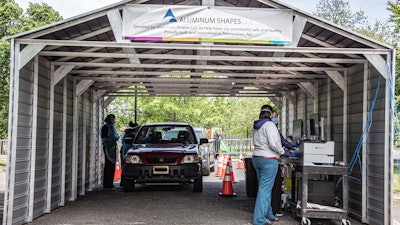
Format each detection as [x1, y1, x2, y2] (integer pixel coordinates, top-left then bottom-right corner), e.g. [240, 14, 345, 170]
[193, 176, 203, 192]
[123, 179, 135, 192]
[202, 160, 211, 176]
[209, 154, 215, 172]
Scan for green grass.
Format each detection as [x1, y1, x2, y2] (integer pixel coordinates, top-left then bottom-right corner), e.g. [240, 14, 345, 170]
[0, 157, 6, 172]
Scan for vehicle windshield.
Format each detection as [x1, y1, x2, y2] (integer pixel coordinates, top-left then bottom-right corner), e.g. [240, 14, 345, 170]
[134, 125, 196, 144]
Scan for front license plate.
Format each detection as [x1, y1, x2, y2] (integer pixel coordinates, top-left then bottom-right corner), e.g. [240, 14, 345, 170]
[153, 166, 169, 174]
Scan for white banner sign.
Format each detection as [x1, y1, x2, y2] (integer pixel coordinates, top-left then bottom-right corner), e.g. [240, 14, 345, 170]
[122, 5, 293, 45]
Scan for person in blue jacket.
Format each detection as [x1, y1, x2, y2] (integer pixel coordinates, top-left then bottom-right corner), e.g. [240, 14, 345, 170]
[101, 114, 119, 190]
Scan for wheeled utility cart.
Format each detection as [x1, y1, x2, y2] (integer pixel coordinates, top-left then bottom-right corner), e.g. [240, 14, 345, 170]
[291, 165, 351, 225]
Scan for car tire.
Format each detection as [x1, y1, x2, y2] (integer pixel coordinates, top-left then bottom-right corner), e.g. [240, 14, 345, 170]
[210, 164, 215, 172]
[123, 179, 135, 192]
[202, 160, 211, 176]
[193, 176, 203, 192]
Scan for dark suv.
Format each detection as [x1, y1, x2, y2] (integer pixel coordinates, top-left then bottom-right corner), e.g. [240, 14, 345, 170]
[194, 127, 215, 176]
[122, 122, 207, 192]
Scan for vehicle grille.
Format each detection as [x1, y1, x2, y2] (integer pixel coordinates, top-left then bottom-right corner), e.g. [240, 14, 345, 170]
[146, 156, 178, 164]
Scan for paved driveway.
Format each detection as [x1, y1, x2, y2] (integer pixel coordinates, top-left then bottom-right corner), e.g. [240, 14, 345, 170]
[0, 163, 398, 224]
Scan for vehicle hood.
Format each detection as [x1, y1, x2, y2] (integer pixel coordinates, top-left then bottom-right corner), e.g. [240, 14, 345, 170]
[129, 143, 199, 154]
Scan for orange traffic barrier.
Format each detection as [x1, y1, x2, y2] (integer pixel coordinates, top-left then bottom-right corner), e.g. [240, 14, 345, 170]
[216, 154, 224, 177]
[237, 152, 244, 169]
[219, 158, 237, 196]
[114, 162, 122, 181]
[228, 156, 237, 183]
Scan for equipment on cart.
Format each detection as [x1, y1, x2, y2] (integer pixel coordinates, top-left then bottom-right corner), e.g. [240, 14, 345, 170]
[299, 141, 335, 166]
[290, 140, 351, 225]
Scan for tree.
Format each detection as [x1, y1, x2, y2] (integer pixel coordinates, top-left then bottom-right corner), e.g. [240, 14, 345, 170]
[107, 96, 274, 137]
[315, 0, 400, 143]
[388, 0, 400, 96]
[315, 0, 398, 91]
[315, 0, 397, 44]
[315, 0, 368, 29]
[0, 0, 63, 138]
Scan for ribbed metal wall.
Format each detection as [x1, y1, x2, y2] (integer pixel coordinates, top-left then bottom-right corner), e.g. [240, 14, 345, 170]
[281, 64, 389, 224]
[3, 55, 104, 225]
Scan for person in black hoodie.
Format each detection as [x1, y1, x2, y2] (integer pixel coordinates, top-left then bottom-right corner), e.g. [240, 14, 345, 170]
[101, 114, 119, 190]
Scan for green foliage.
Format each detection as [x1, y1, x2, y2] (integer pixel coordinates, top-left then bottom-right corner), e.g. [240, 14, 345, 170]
[0, 0, 23, 37]
[315, 0, 368, 29]
[0, 1, 63, 139]
[315, 0, 400, 108]
[388, 0, 400, 30]
[388, 0, 400, 97]
[21, 3, 62, 31]
[315, 0, 398, 45]
[107, 97, 274, 137]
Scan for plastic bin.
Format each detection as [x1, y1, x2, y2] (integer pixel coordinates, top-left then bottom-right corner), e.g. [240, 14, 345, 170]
[244, 157, 258, 197]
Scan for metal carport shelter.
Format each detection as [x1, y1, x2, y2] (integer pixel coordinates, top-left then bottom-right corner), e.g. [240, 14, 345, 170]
[3, 0, 396, 224]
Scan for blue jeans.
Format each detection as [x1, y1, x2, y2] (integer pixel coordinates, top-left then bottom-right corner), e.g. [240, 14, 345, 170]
[252, 156, 278, 225]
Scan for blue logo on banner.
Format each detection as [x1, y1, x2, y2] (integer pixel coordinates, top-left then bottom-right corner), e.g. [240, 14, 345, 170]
[163, 9, 177, 22]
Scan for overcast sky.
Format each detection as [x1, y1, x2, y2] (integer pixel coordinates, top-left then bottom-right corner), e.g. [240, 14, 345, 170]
[14, 0, 391, 24]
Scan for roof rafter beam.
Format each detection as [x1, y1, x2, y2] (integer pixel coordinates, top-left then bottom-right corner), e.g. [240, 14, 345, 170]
[326, 71, 345, 91]
[93, 90, 107, 101]
[268, 97, 281, 108]
[17, 39, 391, 55]
[305, 17, 388, 49]
[363, 54, 389, 79]
[104, 96, 116, 107]
[54, 61, 345, 72]
[39, 51, 367, 64]
[20, 0, 148, 39]
[70, 70, 325, 79]
[19, 44, 46, 69]
[75, 80, 94, 96]
[281, 91, 296, 105]
[76, 77, 309, 84]
[107, 93, 277, 97]
[291, 15, 308, 47]
[45, 27, 112, 51]
[298, 82, 317, 98]
[53, 65, 74, 85]
[301, 34, 361, 59]
[107, 8, 140, 64]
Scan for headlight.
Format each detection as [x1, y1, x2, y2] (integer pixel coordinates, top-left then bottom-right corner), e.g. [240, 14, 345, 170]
[181, 155, 200, 163]
[125, 155, 142, 164]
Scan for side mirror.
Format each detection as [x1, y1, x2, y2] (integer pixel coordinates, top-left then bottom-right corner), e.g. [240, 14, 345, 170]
[199, 138, 208, 145]
[124, 137, 133, 145]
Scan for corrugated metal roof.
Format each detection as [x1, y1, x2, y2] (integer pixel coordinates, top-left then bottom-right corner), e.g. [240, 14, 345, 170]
[8, 0, 393, 98]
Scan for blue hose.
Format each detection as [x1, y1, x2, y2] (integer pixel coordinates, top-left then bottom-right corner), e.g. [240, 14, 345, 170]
[336, 71, 383, 191]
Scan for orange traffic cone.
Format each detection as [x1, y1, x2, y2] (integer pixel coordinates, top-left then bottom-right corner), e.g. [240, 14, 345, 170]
[114, 162, 122, 181]
[220, 154, 228, 179]
[219, 159, 236, 196]
[216, 154, 224, 177]
[237, 152, 244, 169]
[228, 156, 237, 183]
